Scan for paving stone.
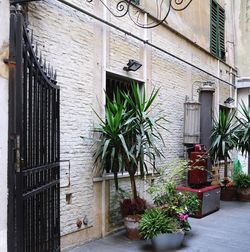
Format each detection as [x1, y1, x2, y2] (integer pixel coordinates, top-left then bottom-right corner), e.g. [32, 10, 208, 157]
[66, 201, 250, 252]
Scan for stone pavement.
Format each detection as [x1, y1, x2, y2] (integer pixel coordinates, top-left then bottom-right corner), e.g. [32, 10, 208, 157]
[67, 201, 250, 252]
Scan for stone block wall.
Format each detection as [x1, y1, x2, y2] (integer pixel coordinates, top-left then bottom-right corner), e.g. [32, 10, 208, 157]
[24, 0, 235, 250]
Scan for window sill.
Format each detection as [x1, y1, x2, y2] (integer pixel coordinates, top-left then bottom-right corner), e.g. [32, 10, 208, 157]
[93, 172, 153, 182]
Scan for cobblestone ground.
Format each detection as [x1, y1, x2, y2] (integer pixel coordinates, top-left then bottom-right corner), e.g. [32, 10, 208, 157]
[66, 201, 250, 252]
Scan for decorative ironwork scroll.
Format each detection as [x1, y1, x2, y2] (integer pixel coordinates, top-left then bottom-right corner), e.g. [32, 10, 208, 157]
[85, 0, 193, 28]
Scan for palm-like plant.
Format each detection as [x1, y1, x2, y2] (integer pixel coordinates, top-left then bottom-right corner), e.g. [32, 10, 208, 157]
[93, 82, 167, 199]
[210, 110, 238, 178]
[236, 101, 250, 157]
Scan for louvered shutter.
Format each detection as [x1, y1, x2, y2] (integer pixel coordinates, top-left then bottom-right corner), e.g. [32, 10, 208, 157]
[218, 7, 225, 60]
[210, 1, 218, 56]
[132, 0, 140, 5]
[210, 0, 225, 60]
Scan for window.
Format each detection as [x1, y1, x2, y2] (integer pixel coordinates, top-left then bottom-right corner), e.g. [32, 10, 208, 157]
[132, 0, 140, 5]
[106, 73, 143, 102]
[210, 0, 225, 60]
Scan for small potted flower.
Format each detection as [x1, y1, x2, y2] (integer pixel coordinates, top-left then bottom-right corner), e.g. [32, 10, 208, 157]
[234, 172, 250, 201]
[120, 196, 147, 240]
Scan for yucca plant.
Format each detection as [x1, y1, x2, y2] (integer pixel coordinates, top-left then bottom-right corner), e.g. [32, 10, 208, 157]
[93, 82, 168, 199]
[210, 110, 238, 178]
[236, 101, 250, 159]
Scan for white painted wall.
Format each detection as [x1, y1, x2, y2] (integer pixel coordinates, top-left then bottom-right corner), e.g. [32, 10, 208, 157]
[0, 0, 9, 251]
[25, 0, 235, 249]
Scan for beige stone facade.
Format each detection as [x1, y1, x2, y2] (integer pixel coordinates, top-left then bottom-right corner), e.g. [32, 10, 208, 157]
[1, 0, 243, 251]
[24, 0, 237, 250]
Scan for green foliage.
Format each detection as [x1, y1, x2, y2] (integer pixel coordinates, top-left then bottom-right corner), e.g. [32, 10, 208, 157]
[92, 82, 168, 198]
[147, 160, 200, 232]
[234, 173, 250, 190]
[210, 110, 238, 162]
[139, 208, 180, 239]
[236, 101, 250, 156]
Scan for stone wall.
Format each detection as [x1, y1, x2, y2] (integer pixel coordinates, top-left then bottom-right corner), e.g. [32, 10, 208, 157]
[24, 0, 235, 250]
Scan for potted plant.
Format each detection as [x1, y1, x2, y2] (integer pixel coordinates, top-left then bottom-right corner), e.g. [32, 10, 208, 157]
[120, 197, 146, 239]
[139, 208, 184, 251]
[92, 82, 167, 238]
[234, 172, 250, 201]
[139, 160, 200, 251]
[210, 110, 239, 200]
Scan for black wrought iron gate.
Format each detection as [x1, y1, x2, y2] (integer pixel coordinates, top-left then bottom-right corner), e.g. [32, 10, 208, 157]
[8, 6, 60, 252]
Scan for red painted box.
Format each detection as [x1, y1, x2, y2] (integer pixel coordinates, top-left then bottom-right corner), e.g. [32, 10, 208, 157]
[177, 185, 221, 218]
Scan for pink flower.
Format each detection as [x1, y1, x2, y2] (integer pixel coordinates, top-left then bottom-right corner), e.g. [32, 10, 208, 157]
[179, 213, 188, 221]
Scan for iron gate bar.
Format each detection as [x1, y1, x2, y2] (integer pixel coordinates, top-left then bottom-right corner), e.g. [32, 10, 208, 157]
[7, 5, 60, 252]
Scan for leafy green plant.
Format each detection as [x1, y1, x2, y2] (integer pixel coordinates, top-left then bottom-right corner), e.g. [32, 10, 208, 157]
[139, 208, 180, 239]
[147, 160, 200, 231]
[92, 82, 168, 199]
[234, 173, 250, 190]
[236, 101, 250, 157]
[210, 110, 238, 178]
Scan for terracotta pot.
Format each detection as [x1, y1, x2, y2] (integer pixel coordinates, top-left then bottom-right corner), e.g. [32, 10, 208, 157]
[238, 187, 250, 202]
[124, 215, 141, 240]
[220, 186, 238, 201]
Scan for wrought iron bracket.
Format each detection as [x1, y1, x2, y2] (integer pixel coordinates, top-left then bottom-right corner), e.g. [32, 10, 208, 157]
[10, 0, 41, 4]
[12, 0, 193, 29]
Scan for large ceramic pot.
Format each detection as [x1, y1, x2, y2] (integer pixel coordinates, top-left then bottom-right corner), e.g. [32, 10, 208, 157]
[238, 187, 250, 202]
[151, 231, 184, 252]
[124, 215, 141, 240]
[220, 186, 238, 201]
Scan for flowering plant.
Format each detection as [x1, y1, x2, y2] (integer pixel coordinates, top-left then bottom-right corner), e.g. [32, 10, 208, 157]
[146, 160, 200, 232]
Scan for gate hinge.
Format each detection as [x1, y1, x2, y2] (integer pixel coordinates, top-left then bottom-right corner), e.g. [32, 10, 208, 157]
[3, 58, 16, 66]
[15, 135, 21, 173]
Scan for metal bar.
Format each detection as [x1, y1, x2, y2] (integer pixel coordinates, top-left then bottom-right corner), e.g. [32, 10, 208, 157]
[56, 89, 60, 250]
[15, 8, 24, 252]
[22, 162, 60, 174]
[23, 179, 59, 199]
[8, 6, 17, 252]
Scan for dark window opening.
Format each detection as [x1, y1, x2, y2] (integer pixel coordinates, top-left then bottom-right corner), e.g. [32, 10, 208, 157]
[106, 72, 143, 102]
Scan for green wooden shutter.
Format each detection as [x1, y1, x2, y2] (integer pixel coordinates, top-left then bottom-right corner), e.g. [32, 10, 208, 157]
[210, 0, 225, 60]
[132, 0, 140, 5]
[218, 7, 225, 60]
[210, 0, 218, 56]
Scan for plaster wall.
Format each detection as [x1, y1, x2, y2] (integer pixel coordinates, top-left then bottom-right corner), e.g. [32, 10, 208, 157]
[142, 0, 235, 66]
[235, 0, 250, 76]
[0, 0, 9, 251]
[234, 0, 250, 173]
[25, 0, 235, 250]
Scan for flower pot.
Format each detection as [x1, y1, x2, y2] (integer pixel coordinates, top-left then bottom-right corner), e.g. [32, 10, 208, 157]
[124, 215, 141, 240]
[220, 186, 238, 201]
[238, 187, 250, 202]
[151, 231, 184, 252]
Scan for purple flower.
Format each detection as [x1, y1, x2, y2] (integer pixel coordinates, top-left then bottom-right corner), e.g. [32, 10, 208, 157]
[179, 213, 189, 221]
